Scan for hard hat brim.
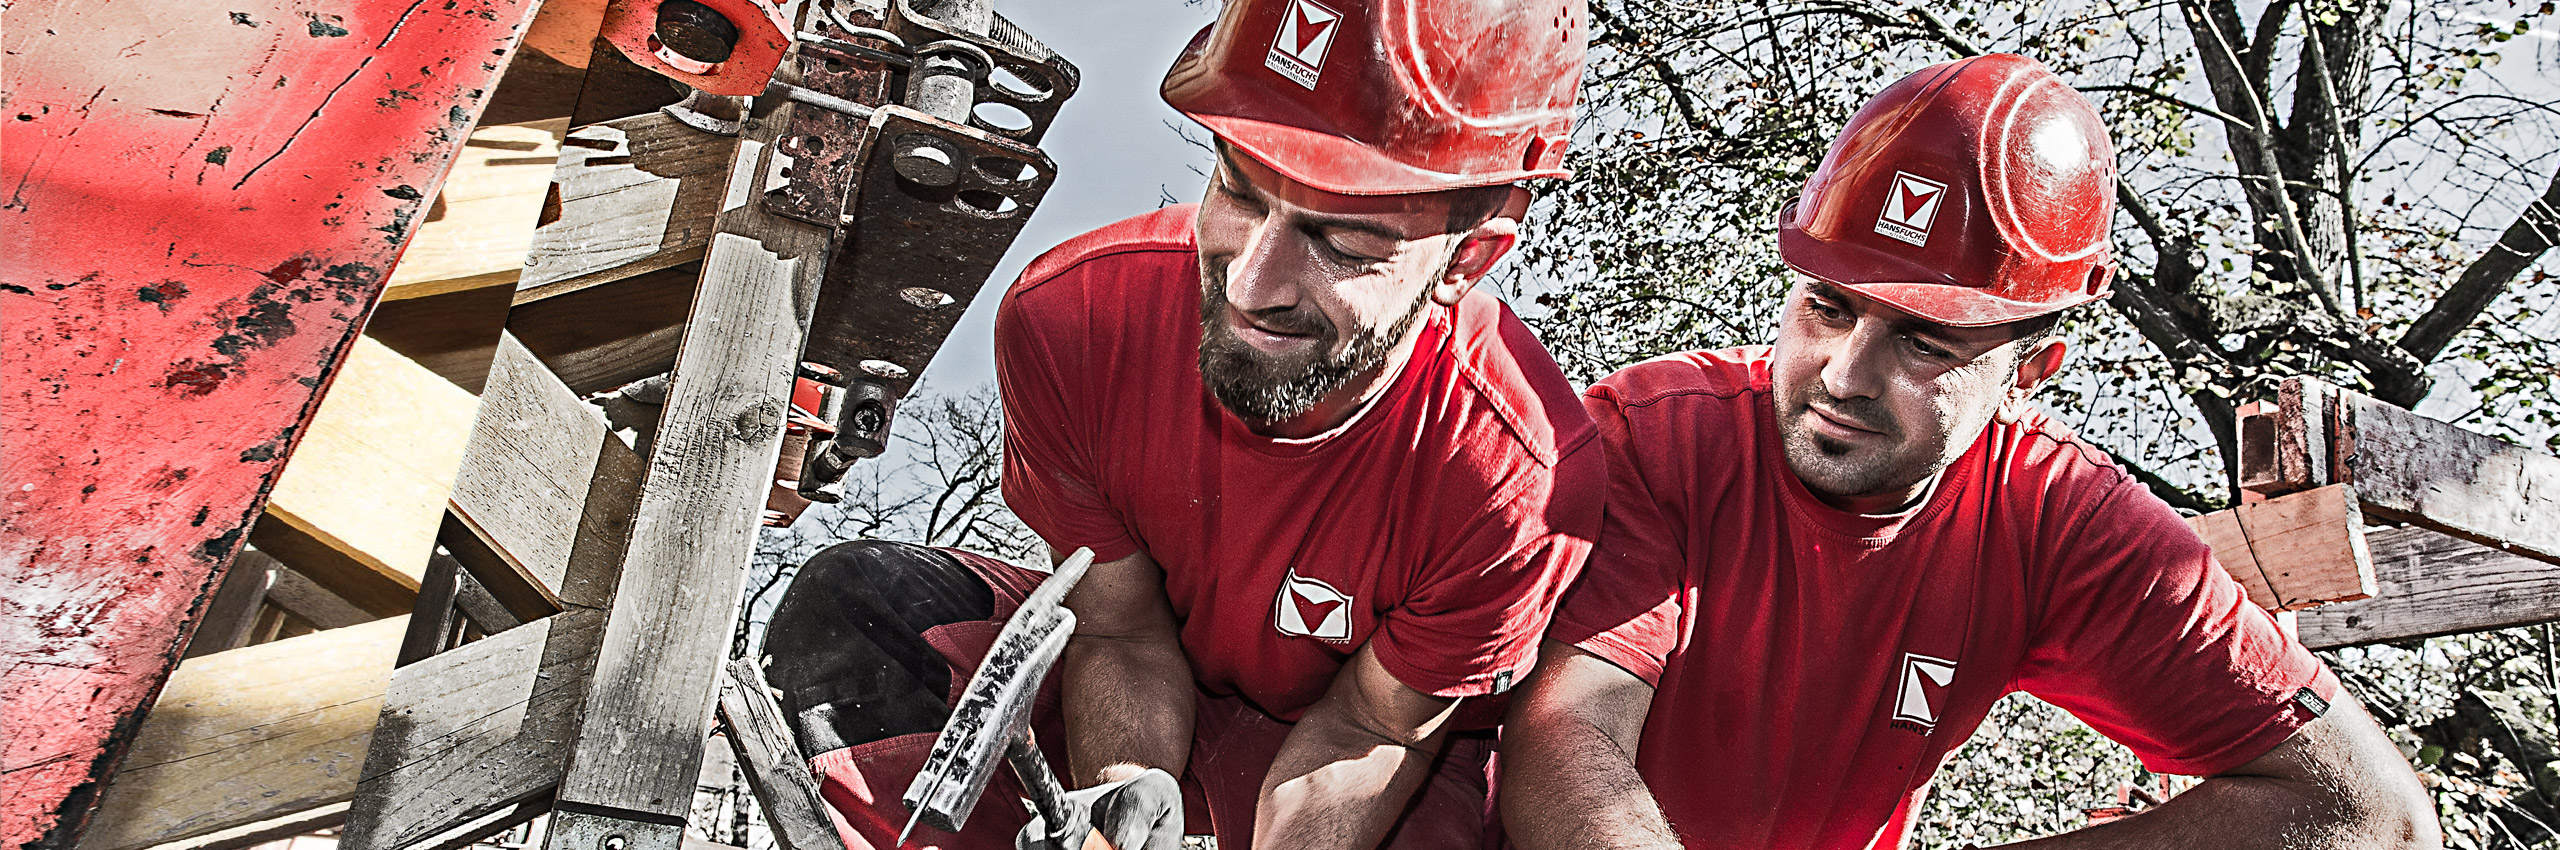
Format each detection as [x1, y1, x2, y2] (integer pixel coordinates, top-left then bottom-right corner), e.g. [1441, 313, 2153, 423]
[1175, 110, 1572, 197]
[1780, 211, 2109, 328]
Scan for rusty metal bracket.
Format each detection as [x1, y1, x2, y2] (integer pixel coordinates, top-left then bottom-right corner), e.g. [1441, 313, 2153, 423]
[794, 104, 1056, 397]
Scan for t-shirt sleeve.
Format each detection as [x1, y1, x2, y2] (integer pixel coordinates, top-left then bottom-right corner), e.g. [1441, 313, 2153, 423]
[1548, 386, 1690, 687]
[2012, 476, 2341, 776]
[994, 285, 1141, 564]
[1369, 433, 1604, 700]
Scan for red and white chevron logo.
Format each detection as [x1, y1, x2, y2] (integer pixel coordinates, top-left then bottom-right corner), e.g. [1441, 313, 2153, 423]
[1873, 171, 1948, 247]
[1263, 0, 1341, 91]
[1273, 567, 1353, 642]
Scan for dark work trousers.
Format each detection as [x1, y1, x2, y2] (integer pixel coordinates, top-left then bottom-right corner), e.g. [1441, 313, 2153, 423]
[761, 540, 996, 757]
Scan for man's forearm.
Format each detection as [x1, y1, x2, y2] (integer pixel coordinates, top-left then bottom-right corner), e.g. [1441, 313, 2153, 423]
[1060, 634, 1196, 786]
[1500, 712, 1682, 850]
[1252, 698, 1449, 850]
[1997, 774, 2423, 850]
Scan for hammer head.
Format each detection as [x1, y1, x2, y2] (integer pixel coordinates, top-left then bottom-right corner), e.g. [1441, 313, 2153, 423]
[902, 547, 1096, 836]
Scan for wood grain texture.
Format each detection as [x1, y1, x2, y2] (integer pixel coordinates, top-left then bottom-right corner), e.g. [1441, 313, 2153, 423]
[382, 119, 573, 301]
[507, 262, 699, 396]
[547, 121, 832, 833]
[719, 658, 844, 850]
[517, 112, 735, 303]
[2300, 525, 2560, 649]
[78, 617, 407, 850]
[263, 334, 482, 589]
[448, 334, 615, 601]
[2335, 388, 2560, 567]
[342, 609, 609, 848]
[2184, 484, 2376, 612]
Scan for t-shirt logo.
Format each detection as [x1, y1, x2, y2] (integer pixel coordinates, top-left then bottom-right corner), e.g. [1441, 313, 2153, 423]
[1873, 171, 1948, 247]
[1889, 652, 1959, 733]
[1263, 0, 1341, 91]
[1273, 568, 1354, 642]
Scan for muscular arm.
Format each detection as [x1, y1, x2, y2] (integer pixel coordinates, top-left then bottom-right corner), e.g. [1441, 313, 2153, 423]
[2002, 695, 2439, 850]
[1500, 641, 1683, 850]
[1058, 546, 1196, 787]
[1253, 643, 1463, 850]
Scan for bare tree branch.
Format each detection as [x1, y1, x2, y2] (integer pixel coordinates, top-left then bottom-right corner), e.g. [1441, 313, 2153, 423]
[2393, 163, 2560, 370]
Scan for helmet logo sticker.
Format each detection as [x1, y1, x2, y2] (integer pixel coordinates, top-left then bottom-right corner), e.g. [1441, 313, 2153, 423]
[1874, 171, 1948, 247]
[1264, 0, 1341, 91]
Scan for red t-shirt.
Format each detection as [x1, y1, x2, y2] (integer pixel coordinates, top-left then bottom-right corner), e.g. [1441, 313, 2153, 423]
[995, 205, 1602, 724]
[1553, 348, 2340, 850]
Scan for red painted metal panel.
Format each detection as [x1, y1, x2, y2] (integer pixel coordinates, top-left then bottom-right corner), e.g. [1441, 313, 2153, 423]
[0, 0, 540, 844]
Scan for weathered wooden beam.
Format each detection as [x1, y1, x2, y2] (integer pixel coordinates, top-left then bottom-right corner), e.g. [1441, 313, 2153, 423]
[447, 333, 626, 607]
[77, 617, 407, 850]
[2330, 386, 2560, 567]
[2301, 525, 2560, 649]
[0, 0, 539, 838]
[516, 112, 737, 304]
[342, 609, 610, 849]
[265, 563, 383, 630]
[544, 101, 834, 850]
[507, 262, 701, 396]
[2186, 484, 2376, 612]
[720, 658, 846, 850]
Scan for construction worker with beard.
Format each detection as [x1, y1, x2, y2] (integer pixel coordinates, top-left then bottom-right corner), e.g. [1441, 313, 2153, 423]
[759, 1, 1601, 848]
[1499, 55, 2440, 850]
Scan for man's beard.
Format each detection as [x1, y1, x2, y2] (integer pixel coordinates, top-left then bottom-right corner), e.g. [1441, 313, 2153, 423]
[1771, 384, 1926, 505]
[1196, 269, 1439, 424]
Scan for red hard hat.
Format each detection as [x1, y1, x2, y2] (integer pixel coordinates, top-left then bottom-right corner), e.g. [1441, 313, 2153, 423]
[1778, 53, 2117, 327]
[1161, 0, 1587, 195]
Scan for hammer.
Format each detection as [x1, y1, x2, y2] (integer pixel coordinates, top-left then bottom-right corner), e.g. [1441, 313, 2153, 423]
[901, 548, 1138, 850]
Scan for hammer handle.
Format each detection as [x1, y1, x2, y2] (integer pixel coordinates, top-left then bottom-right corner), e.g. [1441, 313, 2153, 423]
[1007, 735, 1079, 848]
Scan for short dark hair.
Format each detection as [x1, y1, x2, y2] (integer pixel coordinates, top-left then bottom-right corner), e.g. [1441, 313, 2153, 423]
[1441, 183, 1513, 234]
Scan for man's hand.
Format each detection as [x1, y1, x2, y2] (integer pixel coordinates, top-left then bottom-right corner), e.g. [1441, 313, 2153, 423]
[1016, 766, 1184, 850]
[1500, 640, 1683, 850]
[2001, 693, 2439, 849]
[1253, 642, 1463, 850]
[1058, 547, 1197, 785]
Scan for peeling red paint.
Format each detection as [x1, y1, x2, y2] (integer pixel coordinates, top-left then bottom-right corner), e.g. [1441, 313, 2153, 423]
[0, 0, 539, 844]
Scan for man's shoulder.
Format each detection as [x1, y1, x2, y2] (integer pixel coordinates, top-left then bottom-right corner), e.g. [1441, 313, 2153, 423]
[1008, 204, 1199, 301]
[1587, 346, 1772, 415]
[1445, 292, 1599, 470]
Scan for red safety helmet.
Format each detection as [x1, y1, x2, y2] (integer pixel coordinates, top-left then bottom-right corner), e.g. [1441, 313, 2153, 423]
[1161, 0, 1587, 196]
[1778, 53, 2117, 327]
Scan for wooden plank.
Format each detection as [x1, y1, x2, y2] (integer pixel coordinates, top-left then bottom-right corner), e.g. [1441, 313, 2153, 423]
[77, 618, 407, 850]
[397, 552, 468, 668]
[342, 609, 609, 849]
[182, 551, 278, 659]
[719, 658, 845, 850]
[508, 262, 700, 396]
[264, 565, 381, 630]
[2184, 484, 2376, 612]
[516, 112, 736, 304]
[107, 803, 349, 850]
[381, 118, 573, 301]
[262, 334, 483, 594]
[2301, 524, 2560, 649]
[2332, 385, 2560, 567]
[545, 107, 835, 850]
[447, 333, 616, 602]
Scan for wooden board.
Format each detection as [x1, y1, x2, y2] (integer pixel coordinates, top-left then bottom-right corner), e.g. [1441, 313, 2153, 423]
[546, 117, 834, 850]
[2301, 525, 2560, 649]
[516, 112, 736, 303]
[77, 617, 407, 850]
[261, 334, 482, 599]
[2184, 484, 2377, 612]
[342, 609, 607, 849]
[381, 119, 573, 301]
[447, 333, 616, 603]
[508, 262, 700, 396]
[2334, 388, 2560, 567]
[718, 658, 843, 850]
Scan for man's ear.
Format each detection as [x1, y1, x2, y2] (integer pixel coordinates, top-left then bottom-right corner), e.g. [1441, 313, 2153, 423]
[1431, 187, 1531, 307]
[1994, 338, 2069, 424]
